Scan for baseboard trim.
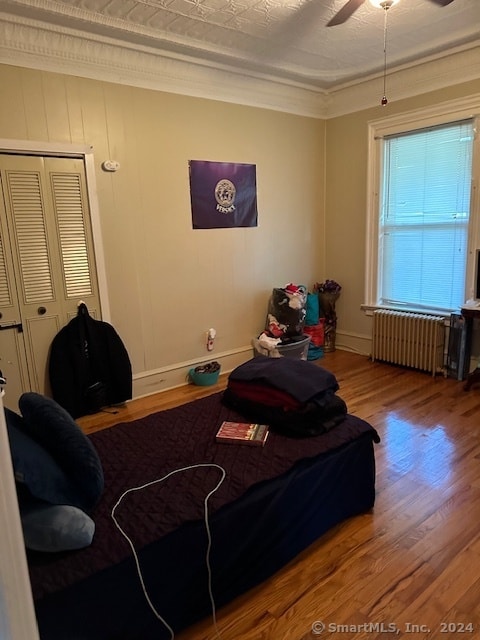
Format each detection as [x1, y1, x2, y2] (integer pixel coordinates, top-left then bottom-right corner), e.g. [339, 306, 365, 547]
[132, 345, 253, 399]
[335, 330, 371, 357]
[131, 333, 374, 399]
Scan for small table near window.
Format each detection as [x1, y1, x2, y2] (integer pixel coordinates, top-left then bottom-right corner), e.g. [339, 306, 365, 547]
[461, 306, 480, 391]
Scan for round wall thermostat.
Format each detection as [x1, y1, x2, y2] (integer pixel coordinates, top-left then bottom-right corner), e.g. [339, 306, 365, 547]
[102, 160, 120, 172]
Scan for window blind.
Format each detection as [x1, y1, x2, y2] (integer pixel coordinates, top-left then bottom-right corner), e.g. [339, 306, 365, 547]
[379, 119, 474, 312]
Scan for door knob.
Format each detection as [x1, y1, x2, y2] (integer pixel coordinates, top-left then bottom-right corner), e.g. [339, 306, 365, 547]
[38, 306, 47, 315]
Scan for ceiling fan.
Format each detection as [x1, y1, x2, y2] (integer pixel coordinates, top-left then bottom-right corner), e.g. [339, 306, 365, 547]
[327, 0, 455, 27]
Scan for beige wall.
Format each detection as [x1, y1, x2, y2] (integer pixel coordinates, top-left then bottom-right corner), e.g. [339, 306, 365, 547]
[2, 61, 477, 394]
[0, 64, 326, 395]
[325, 80, 480, 355]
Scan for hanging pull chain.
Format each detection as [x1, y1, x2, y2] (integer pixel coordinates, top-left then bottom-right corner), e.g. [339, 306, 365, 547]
[381, 5, 389, 106]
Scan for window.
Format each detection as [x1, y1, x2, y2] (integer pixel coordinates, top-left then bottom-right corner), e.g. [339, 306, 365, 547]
[366, 97, 480, 315]
[380, 120, 473, 312]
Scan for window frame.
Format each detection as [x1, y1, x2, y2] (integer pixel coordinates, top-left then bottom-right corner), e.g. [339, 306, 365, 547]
[365, 95, 480, 316]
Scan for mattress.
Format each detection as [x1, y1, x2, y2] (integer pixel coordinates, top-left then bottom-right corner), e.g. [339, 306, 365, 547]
[29, 391, 379, 639]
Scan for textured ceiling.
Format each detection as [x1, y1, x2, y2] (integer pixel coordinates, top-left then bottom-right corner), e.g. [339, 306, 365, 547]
[1, 0, 479, 89]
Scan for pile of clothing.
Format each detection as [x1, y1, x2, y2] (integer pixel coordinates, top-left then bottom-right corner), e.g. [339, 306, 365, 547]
[255, 283, 309, 357]
[222, 355, 347, 438]
[264, 283, 307, 338]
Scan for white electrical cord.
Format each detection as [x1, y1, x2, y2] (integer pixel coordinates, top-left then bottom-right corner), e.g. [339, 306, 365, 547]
[111, 463, 226, 640]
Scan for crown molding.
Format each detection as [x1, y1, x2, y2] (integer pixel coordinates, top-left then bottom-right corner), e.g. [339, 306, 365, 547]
[0, 13, 330, 118]
[0, 12, 477, 120]
[326, 43, 480, 118]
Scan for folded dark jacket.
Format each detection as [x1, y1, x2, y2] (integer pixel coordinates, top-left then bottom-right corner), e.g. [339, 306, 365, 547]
[228, 356, 339, 404]
[222, 388, 348, 438]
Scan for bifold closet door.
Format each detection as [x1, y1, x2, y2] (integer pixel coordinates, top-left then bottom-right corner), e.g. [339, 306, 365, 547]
[0, 155, 101, 410]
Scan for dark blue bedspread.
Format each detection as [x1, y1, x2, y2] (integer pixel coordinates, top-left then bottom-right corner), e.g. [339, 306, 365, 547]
[30, 391, 379, 640]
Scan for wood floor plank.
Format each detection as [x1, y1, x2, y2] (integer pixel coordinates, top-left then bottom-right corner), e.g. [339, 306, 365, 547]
[76, 351, 480, 639]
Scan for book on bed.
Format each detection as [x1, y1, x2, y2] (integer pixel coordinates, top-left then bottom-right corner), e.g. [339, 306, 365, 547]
[215, 421, 269, 446]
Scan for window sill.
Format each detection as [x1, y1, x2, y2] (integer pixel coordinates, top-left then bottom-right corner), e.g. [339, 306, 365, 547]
[361, 304, 454, 318]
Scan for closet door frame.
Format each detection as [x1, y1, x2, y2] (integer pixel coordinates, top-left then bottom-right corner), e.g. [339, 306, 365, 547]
[0, 139, 108, 640]
[0, 138, 110, 322]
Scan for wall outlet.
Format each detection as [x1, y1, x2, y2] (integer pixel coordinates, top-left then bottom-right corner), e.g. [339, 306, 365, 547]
[206, 328, 216, 351]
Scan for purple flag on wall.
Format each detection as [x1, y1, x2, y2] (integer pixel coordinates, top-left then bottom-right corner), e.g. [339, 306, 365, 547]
[189, 160, 258, 229]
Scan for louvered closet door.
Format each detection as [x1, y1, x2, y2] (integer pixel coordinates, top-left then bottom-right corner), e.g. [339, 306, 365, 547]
[0, 155, 101, 409]
[0, 182, 31, 409]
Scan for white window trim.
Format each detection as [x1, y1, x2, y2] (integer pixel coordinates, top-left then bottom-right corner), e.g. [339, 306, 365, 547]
[364, 94, 480, 316]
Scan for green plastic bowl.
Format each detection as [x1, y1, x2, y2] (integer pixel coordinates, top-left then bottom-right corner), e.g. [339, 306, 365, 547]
[189, 368, 220, 386]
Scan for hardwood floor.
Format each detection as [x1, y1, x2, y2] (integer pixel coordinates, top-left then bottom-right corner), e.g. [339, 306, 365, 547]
[77, 351, 480, 640]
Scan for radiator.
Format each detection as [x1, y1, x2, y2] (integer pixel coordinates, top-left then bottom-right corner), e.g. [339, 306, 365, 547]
[371, 310, 446, 376]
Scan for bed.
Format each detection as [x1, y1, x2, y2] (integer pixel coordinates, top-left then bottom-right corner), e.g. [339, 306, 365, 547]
[27, 389, 379, 640]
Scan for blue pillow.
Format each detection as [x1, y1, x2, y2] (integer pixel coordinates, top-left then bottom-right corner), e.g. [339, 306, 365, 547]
[5, 408, 77, 506]
[19, 393, 104, 511]
[20, 500, 95, 552]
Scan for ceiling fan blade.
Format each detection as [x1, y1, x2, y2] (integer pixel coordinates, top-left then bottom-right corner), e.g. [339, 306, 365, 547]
[427, 0, 455, 5]
[327, 0, 367, 27]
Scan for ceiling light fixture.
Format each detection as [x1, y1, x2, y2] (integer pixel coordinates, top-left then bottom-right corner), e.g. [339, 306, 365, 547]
[368, 0, 399, 8]
[369, 0, 399, 105]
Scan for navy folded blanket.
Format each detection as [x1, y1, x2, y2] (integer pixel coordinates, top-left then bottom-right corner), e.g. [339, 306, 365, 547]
[228, 355, 339, 403]
[224, 356, 347, 437]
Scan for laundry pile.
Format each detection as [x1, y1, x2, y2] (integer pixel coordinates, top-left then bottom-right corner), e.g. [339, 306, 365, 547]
[255, 284, 309, 358]
[265, 283, 307, 338]
[222, 355, 347, 438]
[255, 283, 324, 360]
